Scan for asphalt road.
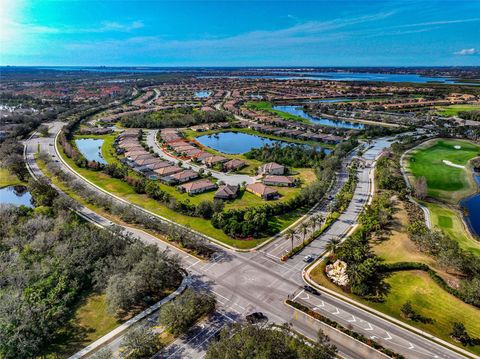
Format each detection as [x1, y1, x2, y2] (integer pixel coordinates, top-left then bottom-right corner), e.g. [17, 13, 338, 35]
[24, 124, 468, 359]
[145, 129, 256, 185]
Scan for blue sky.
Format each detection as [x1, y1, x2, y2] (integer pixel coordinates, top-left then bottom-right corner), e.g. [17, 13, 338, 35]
[1, 0, 479, 66]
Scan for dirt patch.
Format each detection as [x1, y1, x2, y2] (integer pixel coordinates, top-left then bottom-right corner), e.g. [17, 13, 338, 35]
[371, 197, 461, 286]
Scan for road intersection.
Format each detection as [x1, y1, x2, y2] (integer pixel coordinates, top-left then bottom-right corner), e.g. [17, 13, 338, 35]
[24, 123, 469, 359]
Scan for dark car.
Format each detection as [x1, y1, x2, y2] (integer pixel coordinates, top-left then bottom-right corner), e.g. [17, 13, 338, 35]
[246, 312, 268, 324]
[303, 285, 320, 296]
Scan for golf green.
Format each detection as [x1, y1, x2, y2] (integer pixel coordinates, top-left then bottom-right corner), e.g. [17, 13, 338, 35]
[408, 139, 480, 202]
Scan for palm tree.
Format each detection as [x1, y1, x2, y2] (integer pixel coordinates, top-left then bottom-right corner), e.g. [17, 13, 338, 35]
[311, 214, 323, 231]
[326, 237, 340, 254]
[300, 222, 309, 246]
[286, 228, 295, 252]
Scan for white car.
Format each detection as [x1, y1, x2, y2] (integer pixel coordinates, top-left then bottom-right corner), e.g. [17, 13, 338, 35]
[303, 255, 314, 263]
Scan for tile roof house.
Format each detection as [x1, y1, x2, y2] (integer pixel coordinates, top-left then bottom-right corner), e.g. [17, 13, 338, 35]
[246, 183, 279, 200]
[214, 184, 239, 199]
[153, 165, 183, 177]
[195, 151, 214, 161]
[162, 169, 199, 184]
[144, 160, 172, 170]
[178, 179, 217, 194]
[263, 175, 296, 187]
[223, 159, 246, 172]
[204, 155, 228, 167]
[258, 162, 285, 175]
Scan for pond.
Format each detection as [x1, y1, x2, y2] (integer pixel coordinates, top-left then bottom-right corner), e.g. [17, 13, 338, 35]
[272, 105, 365, 129]
[196, 132, 285, 154]
[460, 175, 480, 237]
[0, 185, 33, 207]
[75, 138, 107, 164]
[195, 91, 211, 98]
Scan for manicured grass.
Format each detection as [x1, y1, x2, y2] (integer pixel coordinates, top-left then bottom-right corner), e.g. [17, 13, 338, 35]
[407, 139, 480, 202]
[57, 138, 308, 249]
[245, 101, 309, 124]
[0, 168, 25, 188]
[74, 133, 119, 165]
[436, 104, 480, 117]
[424, 201, 480, 256]
[310, 263, 480, 355]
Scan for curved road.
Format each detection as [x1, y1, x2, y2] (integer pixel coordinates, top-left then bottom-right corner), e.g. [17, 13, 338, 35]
[24, 123, 469, 359]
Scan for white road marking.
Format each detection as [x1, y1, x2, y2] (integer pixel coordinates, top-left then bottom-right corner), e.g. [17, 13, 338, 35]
[301, 293, 310, 301]
[292, 290, 304, 301]
[332, 307, 340, 315]
[384, 331, 392, 340]
[346, 315, 356, 323]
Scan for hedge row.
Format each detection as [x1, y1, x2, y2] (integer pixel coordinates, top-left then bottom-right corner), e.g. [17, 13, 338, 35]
[286, 300, 405, 359]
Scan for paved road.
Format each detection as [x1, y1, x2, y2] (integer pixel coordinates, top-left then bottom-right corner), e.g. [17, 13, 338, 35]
[145, 129, 256, 186]
[24, 124, 468, 359]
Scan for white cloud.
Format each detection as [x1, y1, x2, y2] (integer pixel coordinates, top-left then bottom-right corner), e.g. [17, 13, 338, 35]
[454, 48, 478, 55]
[395, 18, 480, 28]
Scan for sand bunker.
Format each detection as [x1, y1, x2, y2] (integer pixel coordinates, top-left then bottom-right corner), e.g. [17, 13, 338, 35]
[442, 159, 465, 169]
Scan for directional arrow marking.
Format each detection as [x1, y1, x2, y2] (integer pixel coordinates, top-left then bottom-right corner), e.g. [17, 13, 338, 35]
[383, 332, 392, 340]
[332, 307, 340, 315]
[301, 293, 310, 300]
[364, 322, 374, 331]
[347, 315, 356, 323]
[408, 342, 415, 349]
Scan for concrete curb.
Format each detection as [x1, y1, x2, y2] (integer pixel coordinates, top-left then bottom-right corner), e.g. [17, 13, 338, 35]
[53, 129, 248, 253]
[301, 143, 476, 359]
[303, 266, 475, 359]
[285, 302, 390, 359]
[69, 275, 190, 359]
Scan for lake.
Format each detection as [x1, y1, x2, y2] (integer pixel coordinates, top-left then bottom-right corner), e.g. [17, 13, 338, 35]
[0, 185, 33, 207]
[75, 138, 107, 164]
[200, 71, 477, 85]
[195, 91, 211, 98]
[196, 132, 285, 154]
[460, 175, 480, 237]
[272, 105, 365, 129]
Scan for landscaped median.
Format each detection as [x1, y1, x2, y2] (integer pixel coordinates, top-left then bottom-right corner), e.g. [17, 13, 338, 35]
[282, 162, 359, 260]
[285, 300, 404, 359]
[306, 260, 480, 358]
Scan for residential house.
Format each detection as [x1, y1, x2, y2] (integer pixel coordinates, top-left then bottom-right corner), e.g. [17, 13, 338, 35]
[178, 179, 217, 195]
[214, 184, 239, 200]
[204, 155, 228, 167]
[153, 166, 183, 177]
[246, 183, 279, 200]
[263, 175, 296, 187]
[223, 159, 246, 172]
[162, 170, 199, 184]
[258, 162, 285, 175]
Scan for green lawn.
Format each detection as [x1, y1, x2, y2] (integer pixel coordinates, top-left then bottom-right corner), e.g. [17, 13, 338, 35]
[424, 201, 480, 256]
[436, 104, 480, 117]
[310, 263, 480, 356]
[0, 168, 25, 188]
[245, 101, 309, 124]
[57, 138, 309, 249]
[407, 139, 480, 202]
